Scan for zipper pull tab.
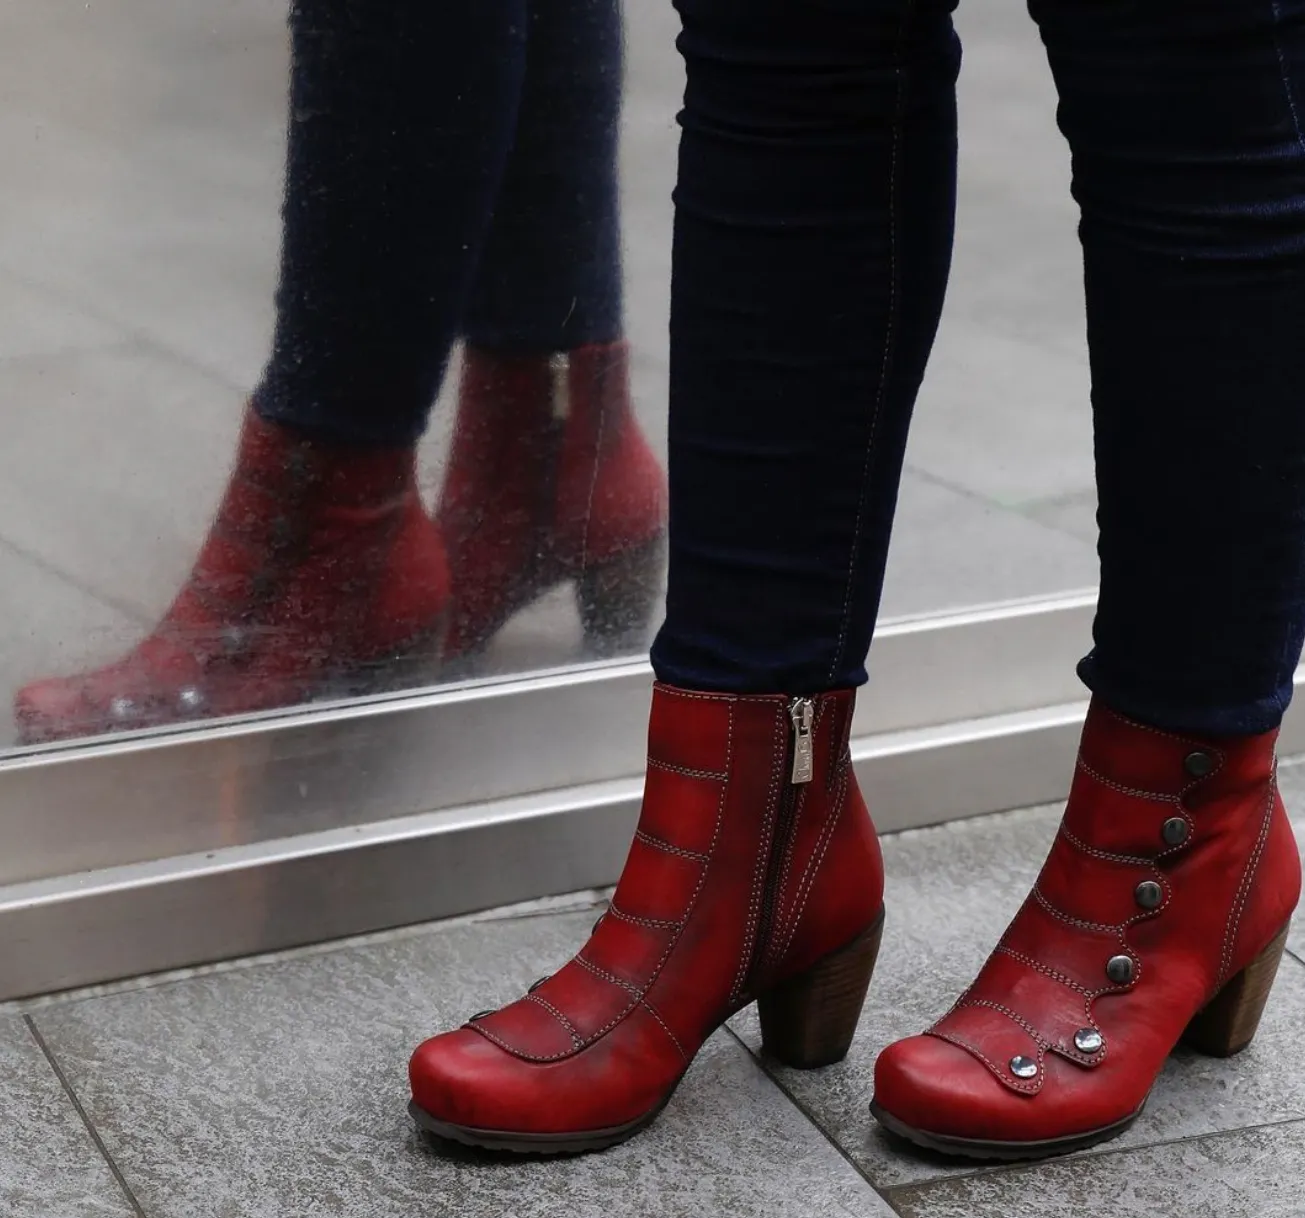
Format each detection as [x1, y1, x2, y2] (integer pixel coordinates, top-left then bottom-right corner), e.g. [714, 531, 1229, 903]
[789, 697, 815, 785]
[549, 352, 571, 421]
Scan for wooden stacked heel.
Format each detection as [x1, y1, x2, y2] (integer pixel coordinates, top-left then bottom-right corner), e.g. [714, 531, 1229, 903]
[758, 912, 885, 1069]
[1182, 923, 1292, 1058]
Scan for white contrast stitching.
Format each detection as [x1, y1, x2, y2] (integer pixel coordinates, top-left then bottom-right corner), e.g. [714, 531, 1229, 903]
[826, 0, 914, 683]
[765, 699, 827, 966]
[731, 703, 786, 1004]
[646, 757, 729, 782]
[994, 946, 1097, 999]
[959, 998, 1046, 1047]
[1059, 822, 1151, 867]
[525, 993, 582, 1048]
[480, 702, 736, 1063]
[1076, 757, 1177, 803]
[607, 903, 682, 931]
[635, 829, 709, 862]
[652, 685, 739, 704]
[641, 999, 688, 1063]
[574, 952, 640, 998]
[775, 761, 850, 967]
[1217, 774, 1277, 986]
[928, 1029, 1044, 1095]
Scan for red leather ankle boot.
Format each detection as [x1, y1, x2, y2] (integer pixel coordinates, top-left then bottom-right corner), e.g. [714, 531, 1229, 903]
[438, 341, 667, 662]
[409, 683, 885, 1153]
[871, 698, 1302, 1160]
[14, 409, 449, 742]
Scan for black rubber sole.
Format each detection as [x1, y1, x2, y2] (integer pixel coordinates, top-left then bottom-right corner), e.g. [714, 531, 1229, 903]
[409, 1090, 676, 1157]
[868, 1099, 1146, 1162]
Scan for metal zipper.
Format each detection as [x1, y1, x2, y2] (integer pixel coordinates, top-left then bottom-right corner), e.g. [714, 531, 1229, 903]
[747, 697, 815, 989]
[549, 352, 571, 421]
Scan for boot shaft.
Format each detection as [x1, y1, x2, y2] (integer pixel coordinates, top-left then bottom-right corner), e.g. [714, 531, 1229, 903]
[441, 342, 666, 570]
[1058, 702, 1301, 998]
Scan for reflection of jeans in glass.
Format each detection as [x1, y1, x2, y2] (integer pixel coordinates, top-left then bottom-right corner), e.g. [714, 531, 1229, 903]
[653, 0, 1305, 736]
[254, 0, 624, 446]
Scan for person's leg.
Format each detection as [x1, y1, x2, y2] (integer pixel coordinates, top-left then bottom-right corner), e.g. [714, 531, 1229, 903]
[440, 0, 667, 662]
[874, 0, 1305, 1159]
[256, 0, 526, 445]
[651, 0, 960, 693]
[14, 0, 529, 741]
[409, 0, 961, 1154]
[463, 0, 623, 352]
[1067, 2, 1305, 738]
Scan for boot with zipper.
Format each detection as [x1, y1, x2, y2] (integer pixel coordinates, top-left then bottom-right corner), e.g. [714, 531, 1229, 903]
[871, 698, 1302, 1160]
[438, 341, 667, 663]
[408, 682, 885, 1153]
[14, 409, 450, 743]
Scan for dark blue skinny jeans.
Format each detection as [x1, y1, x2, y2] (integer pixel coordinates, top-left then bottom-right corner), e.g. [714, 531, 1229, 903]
[254, 0, 624, 447]
[651, 0, 1305, 736]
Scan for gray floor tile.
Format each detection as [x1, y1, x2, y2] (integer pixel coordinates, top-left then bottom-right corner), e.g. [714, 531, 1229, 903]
[1021, 489, 1099, 546]
[731, 802, 1305, 1190]
[0, 0, 285, 387]
[33, 909, 893, 1218]
[878, 474, 1098, 620]
[0, 272, 126, 361]
[887, 1121, 1305, 1218]
[0, 345, 250, 621]
[906, 328, 1094, 508]
[0, 1016, 134, 1218]
[945, 0, 1088, 356]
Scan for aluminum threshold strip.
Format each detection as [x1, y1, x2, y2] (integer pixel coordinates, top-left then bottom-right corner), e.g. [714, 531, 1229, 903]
[8, 675, 1305, 1003]
[0, 590, 1098, 889]
[0, 700, 1090, 1001]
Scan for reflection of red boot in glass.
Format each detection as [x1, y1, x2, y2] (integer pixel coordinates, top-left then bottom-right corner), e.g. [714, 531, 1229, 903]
[14, 410, 450, 743]
[439, 341, 667, 662]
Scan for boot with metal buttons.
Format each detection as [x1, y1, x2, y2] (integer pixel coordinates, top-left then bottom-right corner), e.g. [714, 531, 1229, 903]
[871, 698, 1301, 1159]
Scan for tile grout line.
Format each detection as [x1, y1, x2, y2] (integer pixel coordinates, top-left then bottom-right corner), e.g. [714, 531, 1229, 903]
[882, 1114, 1305, 1206]
[0, 530, 154, 629]
[721, 1024, 908, 1218]
[901, 459, 1098, 549]
[0, 258, 254, 400]
[23, 1015, 150, 1218]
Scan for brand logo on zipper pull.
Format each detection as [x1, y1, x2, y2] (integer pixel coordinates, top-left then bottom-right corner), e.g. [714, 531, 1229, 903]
[790, 697, 815, 785]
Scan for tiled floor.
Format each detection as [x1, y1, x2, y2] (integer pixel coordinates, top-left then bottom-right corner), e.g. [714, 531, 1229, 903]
[6, 769, 1304, 1218]
[0, 0, 1101, 748]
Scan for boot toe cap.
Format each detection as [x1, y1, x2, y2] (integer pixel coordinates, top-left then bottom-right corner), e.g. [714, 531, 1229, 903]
[409, 1028, 524, 1132]
[873, 1033, 1017, 1142]
[873, 1033, 1137, 1150]
[409, 1027, 593, 1137]
[14, 676, 101, 743]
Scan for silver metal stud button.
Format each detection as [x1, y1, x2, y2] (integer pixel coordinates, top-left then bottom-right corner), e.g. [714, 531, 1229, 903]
[1162, 816, 1190, 846]
[1074, 1027, 1104, 1054]
[1184, 750, 1214, 778]
[1106, 954, 1135, 984]
[1134, 880, 1164, 910]
[176, 686, 206, 713]
[108, 695, 139, 723]
[1009, 1055, 1039, 1079]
